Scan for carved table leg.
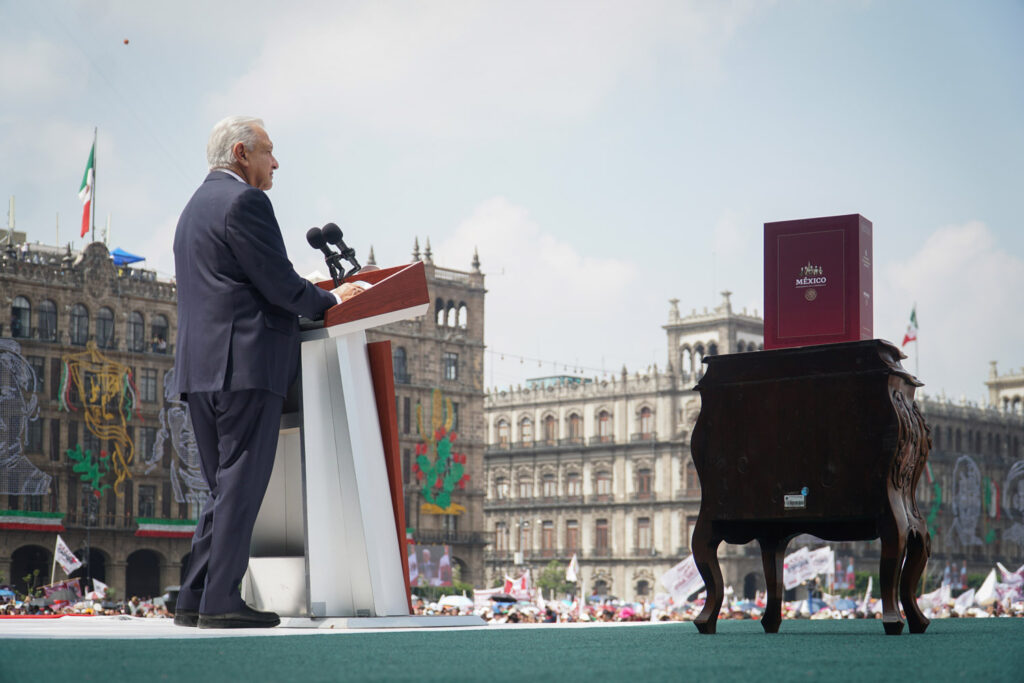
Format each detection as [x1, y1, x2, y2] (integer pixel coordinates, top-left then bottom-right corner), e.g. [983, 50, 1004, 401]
[900, 530, 931, 634]
[878, 507, 908, 635]
[692, 515, 723, 634]
[758, 536, 786, 633]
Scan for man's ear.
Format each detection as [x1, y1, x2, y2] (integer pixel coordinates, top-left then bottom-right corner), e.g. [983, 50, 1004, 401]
[26, 393, 39, 420]
[232, 141, 247, 166]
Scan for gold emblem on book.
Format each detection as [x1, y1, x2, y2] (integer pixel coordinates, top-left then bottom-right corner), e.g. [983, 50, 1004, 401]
[805, 288, 817, 301]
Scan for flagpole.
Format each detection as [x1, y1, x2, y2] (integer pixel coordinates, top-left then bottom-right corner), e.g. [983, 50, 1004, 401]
[90, 127, 97, 244]
[50, 536, 59, 585]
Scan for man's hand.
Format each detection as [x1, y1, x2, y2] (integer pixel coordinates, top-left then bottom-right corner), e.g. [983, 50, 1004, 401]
[331, 282, 365, 303]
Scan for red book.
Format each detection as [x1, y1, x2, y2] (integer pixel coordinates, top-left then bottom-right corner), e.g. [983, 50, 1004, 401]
[763, 214, 873, 349]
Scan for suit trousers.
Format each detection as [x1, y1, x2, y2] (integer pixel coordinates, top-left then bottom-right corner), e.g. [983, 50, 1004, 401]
[176, 389, 284, 615]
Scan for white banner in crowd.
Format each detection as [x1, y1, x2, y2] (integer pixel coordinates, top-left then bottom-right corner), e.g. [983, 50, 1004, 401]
[566, 553, 579, 583]
[54, 535, 82, 574]
[783, 547, 813, 590]
[807, 546, 835, 578]
[659, 554, 704, 601]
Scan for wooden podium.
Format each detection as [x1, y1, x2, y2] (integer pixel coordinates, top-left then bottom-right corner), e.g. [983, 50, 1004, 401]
[242, 262, 482, 628]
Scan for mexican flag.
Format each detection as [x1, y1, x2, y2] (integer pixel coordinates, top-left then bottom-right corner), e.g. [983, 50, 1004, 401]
[135, 517, 197, 539]
[901, 305, 918, 347]
[0, 509, 65, 532]
[79, 138, 95, 238]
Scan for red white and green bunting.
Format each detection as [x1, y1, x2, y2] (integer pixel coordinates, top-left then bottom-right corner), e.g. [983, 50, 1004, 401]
[79, 137, 95, 238]
[0, 510, 65, 532]
[135, 517, 196, 539]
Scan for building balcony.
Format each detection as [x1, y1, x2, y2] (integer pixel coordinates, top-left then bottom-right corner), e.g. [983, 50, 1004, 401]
[413, 529, 494, 546]
[394, 372, 411, 385]
[590, 547, 612, 558]
[630, 491, 656, 502]
[558, 437, 585, 446]
[630, 432, 657, 442]
[632, 547, 658, 557]
[588, 435, 615, 445]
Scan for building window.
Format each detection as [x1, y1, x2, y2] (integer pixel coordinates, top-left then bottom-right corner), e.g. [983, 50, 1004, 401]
[10, 296, 31, 338]
[519, 417, 533, 445]
[402, 397, 411, 434]
[636, 468, 652, 498]
[127, 312, 145, 352]
[495, 477, 509, 500]
[566, 472, 581, 497]
[566, 520, 579, 551]
[597, 410, 611, 441]
[151, 315, 169, 353]
[96, 307, 115, 349]
[542, 474, 556, 498]
[37, 300, 57, 341]
[80, 483, 99, 521]
[138, 426, 158, 465]
[639, 407, 653, 437]
[49, 419, 60, 462]
[636, 580, 650, 597]
[457, 303, 468, 330]
[568, 414, 582, 442]
[451, 402, 459, 431]
[541, 520, 555, 556]
[495, 522, 508, 551]
[162, 482, 172, 518]
[70, 304, 89, 345]
[435, 298, 445, 326]
[26, 495, 43, 512]
[518, 522, 531, 552]
[442, 352, 458, 381]
[139, 368, 158, 402]
[393, 347, 409, 384]
[595, 519, 609, 553]
[27, 356, 44, 394]
[518, 478, 532, 499]
[543, 415, 556, 444]
[402, 448, 411, 484]
[138, 485, 156, 518]
[446, 302, 457, 328]
[26, 417, 43, 453]
[686, 462, 700, 493]
[637, 517, 652, 550]
[596, 470, 611, 497]
[496, 419, 510, 448]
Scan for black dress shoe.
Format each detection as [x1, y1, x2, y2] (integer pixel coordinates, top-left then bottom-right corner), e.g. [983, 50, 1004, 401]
[197, 604, 280, 629]
[173, 609, 199, 627]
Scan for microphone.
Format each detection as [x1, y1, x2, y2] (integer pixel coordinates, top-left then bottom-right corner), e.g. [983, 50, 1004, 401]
[322, 222, 361, 278]
[306, 226, 342, 286]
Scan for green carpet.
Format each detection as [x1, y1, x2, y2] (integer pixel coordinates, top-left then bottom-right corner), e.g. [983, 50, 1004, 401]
[2, 620, 1022, 683]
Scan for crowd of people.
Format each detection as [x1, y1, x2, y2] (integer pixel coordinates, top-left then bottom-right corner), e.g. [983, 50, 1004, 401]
[0, 594, 171, 618]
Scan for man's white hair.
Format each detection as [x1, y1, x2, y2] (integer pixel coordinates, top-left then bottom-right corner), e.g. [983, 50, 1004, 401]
[206, 116, 265, 171]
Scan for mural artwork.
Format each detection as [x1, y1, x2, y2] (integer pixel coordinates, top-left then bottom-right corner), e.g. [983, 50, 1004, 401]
[1004, 460, 1024, 548]
[0, 339, 51, 495]
[146, 369, 209, 507]
[59, 341, 139, 495]
[950, 454, 984, 547]
[413, 388, 470, 515]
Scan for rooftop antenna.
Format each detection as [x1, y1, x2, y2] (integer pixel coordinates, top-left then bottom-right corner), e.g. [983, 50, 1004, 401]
[6, 196, 13, 246]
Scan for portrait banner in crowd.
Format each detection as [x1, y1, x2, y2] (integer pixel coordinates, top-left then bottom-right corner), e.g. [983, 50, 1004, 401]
[0, 339, 51, 496]
[409, 544, 453, 587]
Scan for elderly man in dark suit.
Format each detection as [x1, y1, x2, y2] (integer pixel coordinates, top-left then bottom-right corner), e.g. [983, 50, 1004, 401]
[171, 116, 359, 628]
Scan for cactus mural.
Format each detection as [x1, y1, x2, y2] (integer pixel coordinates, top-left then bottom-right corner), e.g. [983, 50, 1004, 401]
[413, 388, 470, 514]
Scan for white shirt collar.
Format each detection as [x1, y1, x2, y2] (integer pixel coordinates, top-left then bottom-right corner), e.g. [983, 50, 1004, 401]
[214, 168, 248, 185]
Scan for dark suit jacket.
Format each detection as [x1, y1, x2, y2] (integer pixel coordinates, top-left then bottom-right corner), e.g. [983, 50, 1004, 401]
[171, 171, 336, 398]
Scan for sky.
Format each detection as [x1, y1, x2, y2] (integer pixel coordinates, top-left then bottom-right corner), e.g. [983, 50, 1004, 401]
[1, 0, 1022, 400]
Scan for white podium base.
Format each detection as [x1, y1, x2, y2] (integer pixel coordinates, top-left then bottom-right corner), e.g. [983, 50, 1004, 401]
[276, 615, 486, 630]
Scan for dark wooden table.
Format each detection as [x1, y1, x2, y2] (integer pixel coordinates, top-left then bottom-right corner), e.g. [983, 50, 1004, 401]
[690, 339, 931, 635]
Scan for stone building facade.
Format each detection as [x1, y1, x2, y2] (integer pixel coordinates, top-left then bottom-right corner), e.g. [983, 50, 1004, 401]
[0, 241, 190, 600]
[365, 240, 491, 587]
[484, 292, 1024, 601]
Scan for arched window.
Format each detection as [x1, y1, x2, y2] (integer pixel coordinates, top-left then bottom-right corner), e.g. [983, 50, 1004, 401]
[681, 346, 693, 375]
[10, 296, 30, 338]
[636, 468, 652, 498]
[636, 579, 651, 597]
[568, 413, 582, 443]
[127, 312, 145, 352]
[446, 301, 456, 328]
[70, 304, 89, 345]
[597, 410, 611, 441]
[495, 477, 509, 500]
[737, 341, 746, 353]
[435, 298, 445, 326]
[496, 419, 510, 448]
[393, 346, 409, 383]
[694, 345, 705, 375]
[457, 303, 468, 330]
[543, 415, 557, 444]
[518, 477, 532, 499]
[151, 314, 168, 353]
[495, 522, 509, 551]
[541, 474, 556, 498]
[566, 472, 582, 497]
[96, 307, 115, 349]
[639, 407, 653, 437]
[708, 342, 718, 356]
[519, 417, 533, 445]
[596, 470, 612, 497]
[37, 300, 57, 342]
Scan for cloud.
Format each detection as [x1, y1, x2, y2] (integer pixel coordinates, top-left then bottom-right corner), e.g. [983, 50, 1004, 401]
[209, 0, 763, 139]
[435, 196, 639, 383]
[879, 221, 1024, 399]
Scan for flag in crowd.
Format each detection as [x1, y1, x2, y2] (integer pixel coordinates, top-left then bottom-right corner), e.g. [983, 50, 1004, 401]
[566, 553, 579, 583]
[54, 534, 82, 574]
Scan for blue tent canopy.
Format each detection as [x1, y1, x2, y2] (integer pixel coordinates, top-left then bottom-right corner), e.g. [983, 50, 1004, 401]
[111, 247, 145, 266]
